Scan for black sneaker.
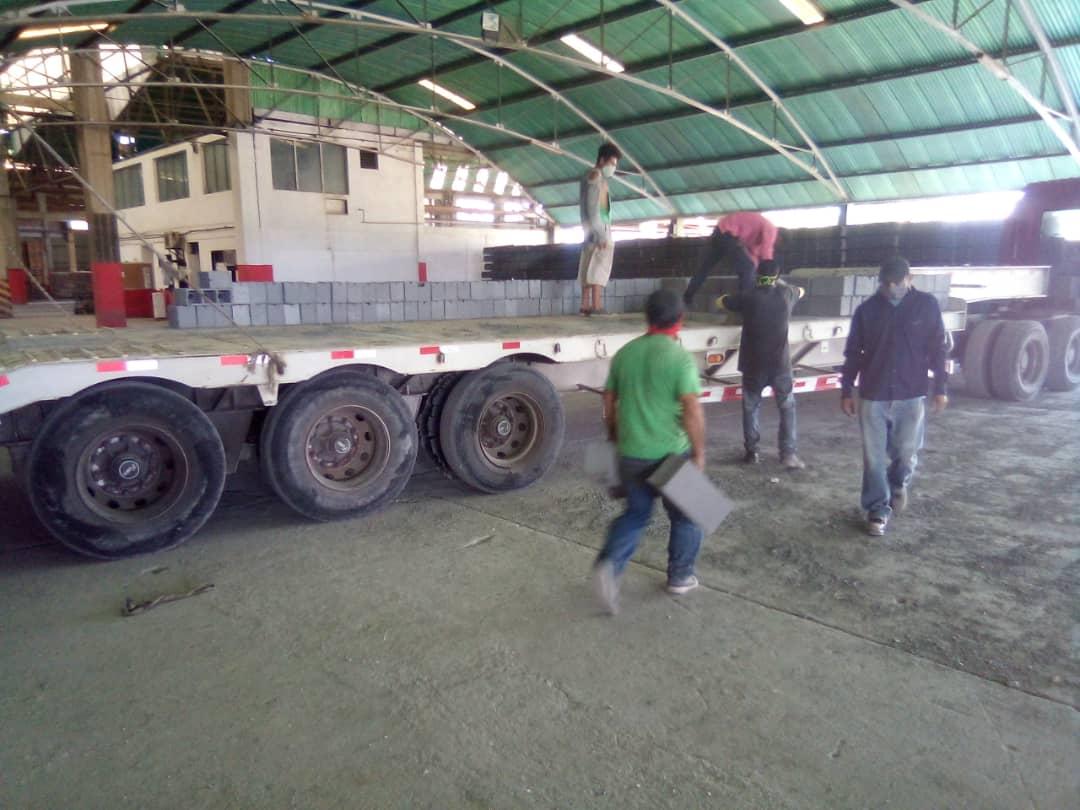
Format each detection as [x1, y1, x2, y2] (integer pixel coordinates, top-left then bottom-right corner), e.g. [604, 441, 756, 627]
[743, 450, 761, 464]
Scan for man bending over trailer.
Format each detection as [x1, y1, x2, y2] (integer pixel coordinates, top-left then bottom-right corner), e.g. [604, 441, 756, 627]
[683, 211, 780, 305]
[718, 263, 806, 469]
[841, 257, 949, 537]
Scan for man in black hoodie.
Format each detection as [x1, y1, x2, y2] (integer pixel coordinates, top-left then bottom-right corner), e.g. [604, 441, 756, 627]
[841, 257, 949, 537]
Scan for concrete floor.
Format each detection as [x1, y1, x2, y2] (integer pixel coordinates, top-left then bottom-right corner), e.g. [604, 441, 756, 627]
[1, 384, 1077, 809]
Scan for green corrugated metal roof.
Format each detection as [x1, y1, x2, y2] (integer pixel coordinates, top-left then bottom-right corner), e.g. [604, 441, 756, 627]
[0, 0, 1078, 224]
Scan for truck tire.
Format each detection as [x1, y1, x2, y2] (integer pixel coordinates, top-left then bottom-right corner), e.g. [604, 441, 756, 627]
[1045, 315, 1080, 391]
[989, 320, 1049, 402]
[262, 377, 417, 521]
[27, 383, 226, 559]
[417, 372, 463, 478]
[962, 319, 1004, 399]
[438, 364, 564, 493]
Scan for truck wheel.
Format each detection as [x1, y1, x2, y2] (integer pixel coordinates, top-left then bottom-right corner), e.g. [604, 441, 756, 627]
[1045, 315, 1080, 391]
[989, 320, 1049, 402]
[27, 383, 226, 559]
[262, 377, 417, 521]
[962, 319, 1004, 399]
[438, 364, 564, 493]
[417, 372, 462, 477]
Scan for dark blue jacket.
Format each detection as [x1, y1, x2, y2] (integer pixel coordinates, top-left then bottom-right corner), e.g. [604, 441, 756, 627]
[841, 289, 948, 401]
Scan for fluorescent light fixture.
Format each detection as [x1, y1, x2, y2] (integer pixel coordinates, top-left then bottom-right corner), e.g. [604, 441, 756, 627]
[68, 219, 89, 231]
[18, 22, 110, 40]
[418, 78, 476, 111]
[116, 134, 136, 146]
[560, 33, 624, 73]
[777, 0, 824, 25]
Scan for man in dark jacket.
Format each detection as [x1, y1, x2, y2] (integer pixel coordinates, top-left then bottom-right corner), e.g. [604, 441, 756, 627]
[719, 265, 806, 468]
[841, 257, 949, 536]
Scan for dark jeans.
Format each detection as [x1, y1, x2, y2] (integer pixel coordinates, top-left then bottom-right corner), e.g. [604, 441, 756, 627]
[596, 456, 703, 582]
[742, 371, 797, 456]
[683, 231, 757, 303]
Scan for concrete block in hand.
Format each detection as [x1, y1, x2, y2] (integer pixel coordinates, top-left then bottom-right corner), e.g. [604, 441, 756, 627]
[283, 304, 301, 325]
[230, 305, 251, 327]
[250, 304, 268, 326]
[647, 455, 733, 535]
[167, 305, 197, 329]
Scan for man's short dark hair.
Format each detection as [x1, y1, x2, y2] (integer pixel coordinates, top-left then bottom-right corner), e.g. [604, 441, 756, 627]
[645, 288, 684, 329]
[879, 256, 911, 284]
[757, 259, 780, 277]
[597, 142, 622, 164]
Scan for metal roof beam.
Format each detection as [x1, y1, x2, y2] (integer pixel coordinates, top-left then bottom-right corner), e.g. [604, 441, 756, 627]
[169, 0, 266, 47]
[235, 0, 382, 59]
[526, 114, 1048, 191]
[477, 36, 1079, 152]
[888, 0, 1080, 167]
[1009, 0, 1080, 145]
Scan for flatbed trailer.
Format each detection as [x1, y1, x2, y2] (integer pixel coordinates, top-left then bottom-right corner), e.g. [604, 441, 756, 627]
[1, 263, 1075, 560]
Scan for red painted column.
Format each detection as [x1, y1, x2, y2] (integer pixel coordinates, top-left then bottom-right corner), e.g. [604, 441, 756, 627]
[417, 261, 428, 283]
[92, 262, 127, 328]
[6, 268, 28, 304]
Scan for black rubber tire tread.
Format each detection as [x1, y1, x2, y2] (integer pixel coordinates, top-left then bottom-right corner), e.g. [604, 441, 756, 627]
[438, 364, 565, 494]
[989, 319, 1049, 402]
[416, 372, 463, 478]
[1045, 315, 1080, 392]
[962, 319, 1005, 399]
[263, 376, 418, 521]
[27, 382, 226, 559]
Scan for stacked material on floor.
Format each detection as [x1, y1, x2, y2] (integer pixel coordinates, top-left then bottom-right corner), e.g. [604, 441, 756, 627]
[790, 267, 953, 318]
[166, 273, 666, 329]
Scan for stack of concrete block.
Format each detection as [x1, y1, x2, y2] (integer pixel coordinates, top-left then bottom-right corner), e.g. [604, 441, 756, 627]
[166, 277, 667, 329]
[790, 267, 952, 318]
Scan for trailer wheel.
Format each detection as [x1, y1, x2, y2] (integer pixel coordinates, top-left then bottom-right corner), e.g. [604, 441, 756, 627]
[27, 383, 226, 559]
[962, 319, 1004, 399]
[262, 377, 417, 521]
[417, 372, 463, 477]
[989, 320, 1049, 402]
[1045, 315, 1080, 391]
[438, 364, 564, 493]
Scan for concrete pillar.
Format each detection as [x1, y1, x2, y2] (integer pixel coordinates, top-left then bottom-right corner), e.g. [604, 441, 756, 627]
[223, 60, 252, 127]
[70, 51, 119, 264]
[0, 163, 19, 269]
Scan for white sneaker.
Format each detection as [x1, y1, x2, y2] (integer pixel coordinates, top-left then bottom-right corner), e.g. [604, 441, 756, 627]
[666, 575, 700, 595]
[593, 561, 620, 615]
[866, 517, 887, 537]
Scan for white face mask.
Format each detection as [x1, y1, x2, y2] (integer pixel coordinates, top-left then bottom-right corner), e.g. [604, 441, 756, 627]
[601, 163, 616, 178]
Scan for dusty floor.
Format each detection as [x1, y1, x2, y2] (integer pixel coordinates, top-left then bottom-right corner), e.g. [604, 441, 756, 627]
[1, 383, 1077, 809]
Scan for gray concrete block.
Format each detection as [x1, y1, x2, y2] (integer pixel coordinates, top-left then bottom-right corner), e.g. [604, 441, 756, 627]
[403, 302, 419, 321]
[247, 283, 268, 304]
[429, 282, 448, 301]
[527, 280, 541, 299]
[805, 296, 855, 317]
[230, 305, 251, 327]
[347, 304, 365, 323]
[300, 303, 319, 324]
[810, 275, 855, 296]
[454, 282, 470, 300]
[417, 301, 432, 321]
[459, 300, 480, 318]
[332, 303, 349, 324]
[173, 288, 200, 306]
[428, 301, 444, 320]
[470, 281, 489, 300]
[389, 302, 404, 321]
[488, 281, 505, 300]
[263, 283, 284, 304]
[316, 282, 332, 305]
[539, 299, 554, 316]
[266, 304, 286, 326]
[491, 299, 508, 318]
[540, 280, 557, 299]
[317, 303, 332, 324]
[199, 270, 232, 289]
[479, 300, 495, 318]
[854, 275, 878, 296]
[282, 282, 305, 304]
[230, 284, 252, 305]
[389, 282, 405, 302]
[405, 282, 431, 302]
[362, 302, 389, 322]
[331, 282, 348, 305]
[202, 289, 218, 303]
[443, 300, 461, 320]
[347, 282, 366, 303]
[520, 298, 540, 316]
[195, 304, 226, 328]
[167, 305, 197, 329]
[250, 304, 268, 326]
[363, 282, 391, 302]
[283, 304, 301, 325]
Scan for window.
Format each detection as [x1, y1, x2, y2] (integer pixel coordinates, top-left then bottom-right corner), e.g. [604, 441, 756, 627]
[358, 149, 378, 170]
[114, 164, 144, 209]
[155, 151, 189, 202]
[270, 138, 349, 194]
[202, 139, 231, 194]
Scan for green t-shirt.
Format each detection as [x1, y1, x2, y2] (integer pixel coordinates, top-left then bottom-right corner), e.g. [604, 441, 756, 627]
[605, 334, 701, 460]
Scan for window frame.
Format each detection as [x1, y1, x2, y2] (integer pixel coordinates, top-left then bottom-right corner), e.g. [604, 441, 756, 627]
[202, 139, 231, 195]
[113, 164, 145, 209]
[154, 150, 190, 203]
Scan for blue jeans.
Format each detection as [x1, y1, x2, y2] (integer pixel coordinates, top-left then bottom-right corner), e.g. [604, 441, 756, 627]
[742, 372, 796, 456]
[858, 397, 926, 519]
[596, 456, 703, 581]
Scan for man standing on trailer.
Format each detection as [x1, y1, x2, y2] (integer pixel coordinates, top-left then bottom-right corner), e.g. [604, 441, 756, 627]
[684, 211, 780, 305]
[593, 289, 707, 614]
[718, 263, 806, 469]
[578, 143, 621, 316]
[841, 256, 949, 537]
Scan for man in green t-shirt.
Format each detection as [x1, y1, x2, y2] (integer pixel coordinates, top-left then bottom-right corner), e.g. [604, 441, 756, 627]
[593, 289, 707, 614]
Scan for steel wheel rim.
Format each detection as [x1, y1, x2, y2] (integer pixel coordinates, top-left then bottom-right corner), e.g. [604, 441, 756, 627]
[477, 393, 542, 469]
[1020, 340, 1045, 384]
[305, 404, 390, 491]
[78, 424, 189, 523]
